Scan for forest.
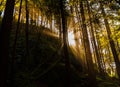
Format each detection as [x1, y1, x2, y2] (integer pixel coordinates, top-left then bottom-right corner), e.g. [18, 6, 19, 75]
[0, 0, 120, 87]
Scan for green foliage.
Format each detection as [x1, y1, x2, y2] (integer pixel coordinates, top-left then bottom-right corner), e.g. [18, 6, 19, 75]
[98, 77, 119, 87]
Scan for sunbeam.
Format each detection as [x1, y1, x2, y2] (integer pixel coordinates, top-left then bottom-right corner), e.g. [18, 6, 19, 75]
[68, 31, 75, 46]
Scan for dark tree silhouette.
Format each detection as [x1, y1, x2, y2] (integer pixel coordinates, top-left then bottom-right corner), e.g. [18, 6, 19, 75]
[60, 0, 71, 86]
[25, 0, 29, 67]
[0, 0, 15, 87]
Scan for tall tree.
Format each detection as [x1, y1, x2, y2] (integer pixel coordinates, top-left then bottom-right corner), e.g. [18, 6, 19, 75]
[12, 0, 22, 66]
[99, 0, 120, 80]
[10, 0, 23, 86]
[0, 0, 15, 87]
[79, 1, 97, 86]
[86, 0, 105, 76]
[60, 0, 71, 86]
[25, 0, 29, 67]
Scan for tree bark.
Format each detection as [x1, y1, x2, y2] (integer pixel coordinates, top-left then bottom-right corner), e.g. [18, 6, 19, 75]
[59, 17, 62, 40]
[79, 1, 97, 87]
[12, 0, 22, 66]
[0, 0, 15, 87]
[10, 0, 23, 86]
[25, 0, 29, 67]
[60, 0, 71, 86]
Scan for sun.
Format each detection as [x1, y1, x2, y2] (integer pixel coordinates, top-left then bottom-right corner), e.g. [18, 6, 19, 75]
[68, 31, 76, 46]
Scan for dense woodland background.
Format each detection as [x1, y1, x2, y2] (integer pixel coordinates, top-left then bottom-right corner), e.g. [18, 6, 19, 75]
[0, 0, 120, 87]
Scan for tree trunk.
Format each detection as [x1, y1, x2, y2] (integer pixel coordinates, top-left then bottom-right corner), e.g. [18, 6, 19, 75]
[99, 1, 120, 80]
[12, 0, 22, 66]
[75, 4, 87, 71]
[60, 0, 71, 86]
[86, 0, 105, 76]
[79, 1, 97, 87]
[50, 14, 53, 32]
[94, 24, 106, 74]
[10, 0, 23, 86]
[59, 17, 62, 40]
[0, 0, 15, 87]
[41, 14, 43, 26]
[25, 0, 29, 67]
[107, 45, 115, 75]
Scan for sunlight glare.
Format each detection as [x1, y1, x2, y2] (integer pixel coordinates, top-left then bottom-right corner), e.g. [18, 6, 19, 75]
[68, 31, 75, 46]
